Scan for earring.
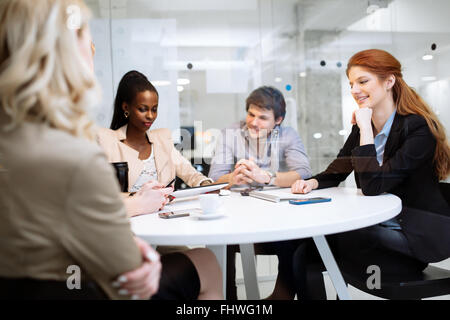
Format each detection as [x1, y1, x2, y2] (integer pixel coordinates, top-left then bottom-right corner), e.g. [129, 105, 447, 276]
[124, 111, 129, 118]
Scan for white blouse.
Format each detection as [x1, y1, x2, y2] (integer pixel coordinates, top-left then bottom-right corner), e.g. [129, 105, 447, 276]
[129, 151, 158, 192]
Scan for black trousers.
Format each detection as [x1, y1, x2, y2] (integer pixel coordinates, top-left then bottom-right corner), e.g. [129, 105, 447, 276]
[0, 277, 109, 300]
[0, 252, 200, 300]
[226, 239, 302, 300]
[292, 225, 428, 300]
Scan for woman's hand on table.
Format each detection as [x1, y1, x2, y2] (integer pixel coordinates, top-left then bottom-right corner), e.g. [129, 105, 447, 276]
[129, 181, 173, 216]
[291, 179, 318, 194]
[139, 180, 165, 191]
[113, 237, 162, 300]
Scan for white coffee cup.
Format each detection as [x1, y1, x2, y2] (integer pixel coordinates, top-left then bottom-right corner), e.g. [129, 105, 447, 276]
[198, 194, 222, 214]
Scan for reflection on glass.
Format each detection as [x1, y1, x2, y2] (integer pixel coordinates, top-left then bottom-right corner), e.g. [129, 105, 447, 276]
[87, 0, 450, 172]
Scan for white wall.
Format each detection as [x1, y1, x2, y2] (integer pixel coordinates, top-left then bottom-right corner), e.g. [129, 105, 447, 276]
[90, 18, 181, 136]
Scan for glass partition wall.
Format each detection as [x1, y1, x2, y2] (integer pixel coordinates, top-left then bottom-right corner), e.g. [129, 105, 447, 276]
[87, 0, 450, 181]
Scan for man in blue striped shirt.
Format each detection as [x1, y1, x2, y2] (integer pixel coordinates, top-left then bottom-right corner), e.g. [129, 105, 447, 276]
[209, 86, 312, 188]
[208, 86, 312, 300]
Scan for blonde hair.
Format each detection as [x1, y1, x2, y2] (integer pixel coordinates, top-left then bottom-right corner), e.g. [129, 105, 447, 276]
[0, 0, 101, 140]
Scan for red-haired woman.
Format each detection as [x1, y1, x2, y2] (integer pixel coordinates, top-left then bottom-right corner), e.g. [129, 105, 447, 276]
[291, 49, 450, 299]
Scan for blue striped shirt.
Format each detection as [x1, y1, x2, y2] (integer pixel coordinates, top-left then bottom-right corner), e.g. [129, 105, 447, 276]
[375, 110, 401, 230]
[374, 110, 396, 166]
[208, 121, 312, 185]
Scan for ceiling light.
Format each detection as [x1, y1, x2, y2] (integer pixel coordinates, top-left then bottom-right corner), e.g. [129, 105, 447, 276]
[275, 77, 282, 83]
[367, 0, 388, 14]
[177, 86, 184, 92]
[313, 133, 322, 139]
[338, 130, 347, 136]
[299, 72, 307, 78]
[366, 4, 380, 14]
[177, 78, 190, 85]
[152, 80, 171, 86]
[422, 54, 433, 61]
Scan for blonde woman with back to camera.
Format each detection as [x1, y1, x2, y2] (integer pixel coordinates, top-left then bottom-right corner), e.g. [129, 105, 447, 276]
[0, 0, 222, 300]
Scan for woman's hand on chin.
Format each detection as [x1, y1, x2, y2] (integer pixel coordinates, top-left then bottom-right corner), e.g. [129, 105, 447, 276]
[353, 107, 373, 131]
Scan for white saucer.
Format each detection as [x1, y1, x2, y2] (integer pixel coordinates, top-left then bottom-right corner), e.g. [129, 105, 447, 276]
[219, 189, 231, 196]
[196, 209, 226, 220]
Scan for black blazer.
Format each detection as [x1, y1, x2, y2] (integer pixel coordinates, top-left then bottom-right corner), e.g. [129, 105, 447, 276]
[313, 113, 450, 263]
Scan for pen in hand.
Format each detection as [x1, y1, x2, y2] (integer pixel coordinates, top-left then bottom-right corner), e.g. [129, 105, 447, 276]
[165, 178, 176, 188]
[165, 178, 176, 202]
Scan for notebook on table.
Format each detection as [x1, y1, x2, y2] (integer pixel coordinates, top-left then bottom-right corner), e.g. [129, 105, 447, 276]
[248, 189, 306, 203]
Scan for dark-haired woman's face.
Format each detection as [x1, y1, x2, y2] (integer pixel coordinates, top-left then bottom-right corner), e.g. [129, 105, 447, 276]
[123, 90, 158, 132]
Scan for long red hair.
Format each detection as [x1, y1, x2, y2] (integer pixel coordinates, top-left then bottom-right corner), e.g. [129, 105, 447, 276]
[346, 49, 450, 180]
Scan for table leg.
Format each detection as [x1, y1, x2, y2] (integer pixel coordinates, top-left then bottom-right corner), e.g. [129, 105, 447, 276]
[312, 235, 351, 300]
[239, 243, 260, 300]
[207, 245, 226, 299]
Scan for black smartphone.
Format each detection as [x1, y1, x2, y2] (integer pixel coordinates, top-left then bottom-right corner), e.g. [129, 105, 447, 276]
[158, 211, 190, 219]
[289, 197, 331, 205]
[240, 187, 263, 196]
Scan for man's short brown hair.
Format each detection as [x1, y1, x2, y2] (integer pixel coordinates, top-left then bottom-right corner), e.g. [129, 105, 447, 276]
[245, 86, 286, 121]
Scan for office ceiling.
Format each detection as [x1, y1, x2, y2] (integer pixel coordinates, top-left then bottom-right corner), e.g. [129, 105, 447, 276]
[87, 0, 371, 34]
[85, 0, 450, 81]
[85, 0, 449, 46]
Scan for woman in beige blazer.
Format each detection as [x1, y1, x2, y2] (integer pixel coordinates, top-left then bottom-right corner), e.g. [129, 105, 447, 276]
[0, 0, 222, 300]
[96, 71, 212, 195]
[97, 124, 212, 192]
[96, 70, 222, 299]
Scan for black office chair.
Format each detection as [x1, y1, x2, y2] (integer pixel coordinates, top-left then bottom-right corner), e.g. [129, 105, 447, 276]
[439, 182, 450, 205]
[172, 152, 212, 190]
[335, 182, 450, 300]
[338, 261, 450, 300]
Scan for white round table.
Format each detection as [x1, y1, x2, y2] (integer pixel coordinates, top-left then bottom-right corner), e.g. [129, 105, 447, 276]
[131, 187, 402, 300]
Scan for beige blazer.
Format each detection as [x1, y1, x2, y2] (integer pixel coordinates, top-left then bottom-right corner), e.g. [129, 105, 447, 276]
[96, 125, 211, 189]
[0, 119, 142, 300]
